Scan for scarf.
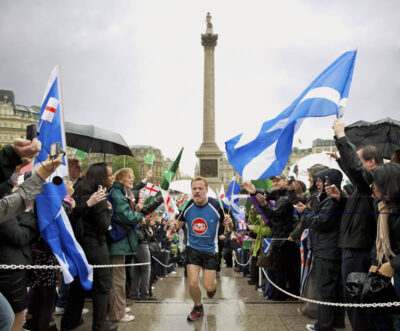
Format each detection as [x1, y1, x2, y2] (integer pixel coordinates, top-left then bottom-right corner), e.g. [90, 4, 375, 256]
[376, 201, 396, 265]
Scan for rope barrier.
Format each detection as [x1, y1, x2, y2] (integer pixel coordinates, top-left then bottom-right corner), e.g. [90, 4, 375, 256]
[261, 267, 400, 308]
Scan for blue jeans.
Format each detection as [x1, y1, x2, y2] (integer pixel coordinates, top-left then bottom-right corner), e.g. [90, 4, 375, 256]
[56, 275, 70, 308]
[0, 292, 14, 331]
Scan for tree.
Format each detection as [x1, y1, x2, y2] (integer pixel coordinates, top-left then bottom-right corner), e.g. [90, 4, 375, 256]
[113, 155, 140, 183]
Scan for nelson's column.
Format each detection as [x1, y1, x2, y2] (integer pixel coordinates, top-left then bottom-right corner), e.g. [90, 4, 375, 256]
[195, 12, 223, 191]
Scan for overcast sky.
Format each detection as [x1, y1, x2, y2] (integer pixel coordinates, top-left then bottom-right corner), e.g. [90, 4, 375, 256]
[1, 0, 399, 175]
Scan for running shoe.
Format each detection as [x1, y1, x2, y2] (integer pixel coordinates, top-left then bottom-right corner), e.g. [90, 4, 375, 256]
[207, 287, 217, 299]
[187, 305, 204, 321]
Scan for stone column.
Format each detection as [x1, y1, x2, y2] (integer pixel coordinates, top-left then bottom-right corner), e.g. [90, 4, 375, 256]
[195, 13, 223, 191]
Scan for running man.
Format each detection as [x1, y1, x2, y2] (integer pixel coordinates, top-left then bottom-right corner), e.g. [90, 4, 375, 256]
[173, 176, 233, 321]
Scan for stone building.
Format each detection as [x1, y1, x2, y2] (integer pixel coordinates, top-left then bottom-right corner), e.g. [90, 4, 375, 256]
[219, 153, 242, 188]
[285, 138, 337, 172]
[312, 138, 337, 154]
[130, 145, 164, 185]
[0, 90, 40, 148]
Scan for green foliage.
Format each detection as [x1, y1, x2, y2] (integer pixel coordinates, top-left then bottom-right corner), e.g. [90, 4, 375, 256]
[113, 156, 140, 183]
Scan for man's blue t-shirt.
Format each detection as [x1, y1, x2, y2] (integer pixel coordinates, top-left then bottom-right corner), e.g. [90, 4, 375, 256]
[181, 198, 224, 254]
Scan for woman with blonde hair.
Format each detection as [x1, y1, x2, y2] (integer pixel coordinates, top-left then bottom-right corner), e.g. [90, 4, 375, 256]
[108, 168, 162, 322]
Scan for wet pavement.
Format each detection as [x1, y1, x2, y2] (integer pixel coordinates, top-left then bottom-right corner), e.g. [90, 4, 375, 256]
[55, 266, 352, 331]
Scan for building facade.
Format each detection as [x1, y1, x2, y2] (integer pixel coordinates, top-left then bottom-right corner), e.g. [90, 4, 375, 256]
[311, 138, 337, 154]
[0, 90, 40, 148]
[130, 145, 164, 185]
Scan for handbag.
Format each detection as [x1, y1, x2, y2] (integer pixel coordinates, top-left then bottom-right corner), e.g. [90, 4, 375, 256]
[346, 272, 400, 315]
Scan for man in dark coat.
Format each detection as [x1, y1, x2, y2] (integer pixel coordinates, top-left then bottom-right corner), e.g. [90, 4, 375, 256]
[333, 118, 383, 331]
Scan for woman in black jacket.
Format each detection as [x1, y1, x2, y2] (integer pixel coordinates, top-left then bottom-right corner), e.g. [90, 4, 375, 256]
[369, 163, 400, 329]
[61, 163, 117, 331]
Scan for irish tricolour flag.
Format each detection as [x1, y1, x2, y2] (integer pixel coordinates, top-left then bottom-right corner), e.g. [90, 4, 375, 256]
[41, 97, 59, 123]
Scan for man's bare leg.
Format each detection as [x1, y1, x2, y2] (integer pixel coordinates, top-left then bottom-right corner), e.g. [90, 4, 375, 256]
[187, 264, 202, 305]
[203, 269, 217, 294]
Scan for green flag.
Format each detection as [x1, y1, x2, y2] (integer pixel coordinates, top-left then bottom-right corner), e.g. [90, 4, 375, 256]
[160, 147, 183, 190]
[75, 149, 88, 161]
[163, 169, 174, 182]
[144, 153, 154, 165]
[178, 200, 190, 212]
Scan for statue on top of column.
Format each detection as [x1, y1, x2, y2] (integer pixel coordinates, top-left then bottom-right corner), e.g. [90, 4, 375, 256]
[205, 12, 213, 34]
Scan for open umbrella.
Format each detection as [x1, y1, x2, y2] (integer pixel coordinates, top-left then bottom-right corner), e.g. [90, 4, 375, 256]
[345, 117, 400, 159]
[65, 121, 133, 157]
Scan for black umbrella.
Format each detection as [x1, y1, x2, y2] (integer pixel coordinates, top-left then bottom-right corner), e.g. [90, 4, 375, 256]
[64, 121, 133, 157]
[345, 117, 400, 159]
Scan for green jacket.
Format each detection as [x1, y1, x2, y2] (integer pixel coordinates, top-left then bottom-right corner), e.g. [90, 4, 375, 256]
[108, 182, 144, 256]
[249, 213, 271, 257]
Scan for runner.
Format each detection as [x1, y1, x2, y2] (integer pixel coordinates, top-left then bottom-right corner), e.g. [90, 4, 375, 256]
[173, 176, 233, 321]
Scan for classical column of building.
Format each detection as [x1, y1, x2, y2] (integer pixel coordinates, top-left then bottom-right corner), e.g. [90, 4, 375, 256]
[195, 12, 223, 191]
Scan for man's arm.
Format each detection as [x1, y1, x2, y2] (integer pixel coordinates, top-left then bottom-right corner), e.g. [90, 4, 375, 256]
[0, 154, 63, 223]
[333, 119, 372, 190]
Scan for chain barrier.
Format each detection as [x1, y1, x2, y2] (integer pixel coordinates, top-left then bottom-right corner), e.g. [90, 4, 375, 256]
[0, 255, 179, 270]
[151, 256, 174, 268]
[0, 262, 151, 270]
[261, 267, 400, 308]
[232, 251, 252, 267]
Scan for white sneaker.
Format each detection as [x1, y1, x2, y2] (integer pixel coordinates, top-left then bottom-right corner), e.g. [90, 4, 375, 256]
[54, 306, 64, 315]
[125, 307, 131, 313]
[82, 308, 89, 314]
[151, 286, 155, 290]
[119, 314, 135, 322]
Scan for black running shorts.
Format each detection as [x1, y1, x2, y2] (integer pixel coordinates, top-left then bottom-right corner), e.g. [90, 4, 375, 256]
[186, 246, 218, 270]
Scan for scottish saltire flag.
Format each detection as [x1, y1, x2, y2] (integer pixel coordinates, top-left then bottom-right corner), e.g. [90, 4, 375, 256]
[263, 238, 272, 254]
[225, 51, 357, 181]
[35, 66, 93, 290]
[223, 177, 240, 213]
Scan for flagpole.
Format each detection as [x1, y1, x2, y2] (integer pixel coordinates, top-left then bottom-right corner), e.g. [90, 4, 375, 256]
[216, 188, 229, 233]
[57, 64, 68, 176]
[124, 155, 126, 168]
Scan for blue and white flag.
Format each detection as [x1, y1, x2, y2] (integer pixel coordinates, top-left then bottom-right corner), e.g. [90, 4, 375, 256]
[225, 51, 357, 181]
[35, 66, 93, 290]
[223, 176, 240, 214]
[263, 238, 272, 254]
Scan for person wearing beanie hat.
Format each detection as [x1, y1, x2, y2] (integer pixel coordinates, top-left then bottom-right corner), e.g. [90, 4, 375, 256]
[294, 168, 345, 331]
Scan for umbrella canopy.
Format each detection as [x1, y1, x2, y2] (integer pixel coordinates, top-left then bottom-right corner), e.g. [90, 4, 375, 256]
[345, 117, 400, 159]
[64, 121, 133, 157]
[169, 179, 217, 198]
[288, 152, 348, 188]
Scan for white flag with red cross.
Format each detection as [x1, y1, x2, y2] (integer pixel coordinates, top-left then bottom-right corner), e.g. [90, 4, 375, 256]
[143, 182, 160, 199]
[160, 189, 178, 218]
[40, 97, 59, 123]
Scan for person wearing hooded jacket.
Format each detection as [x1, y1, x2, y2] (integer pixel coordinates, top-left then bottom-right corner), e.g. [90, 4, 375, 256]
[289, 164, 328, 319]
[294, 168, 345, 331]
